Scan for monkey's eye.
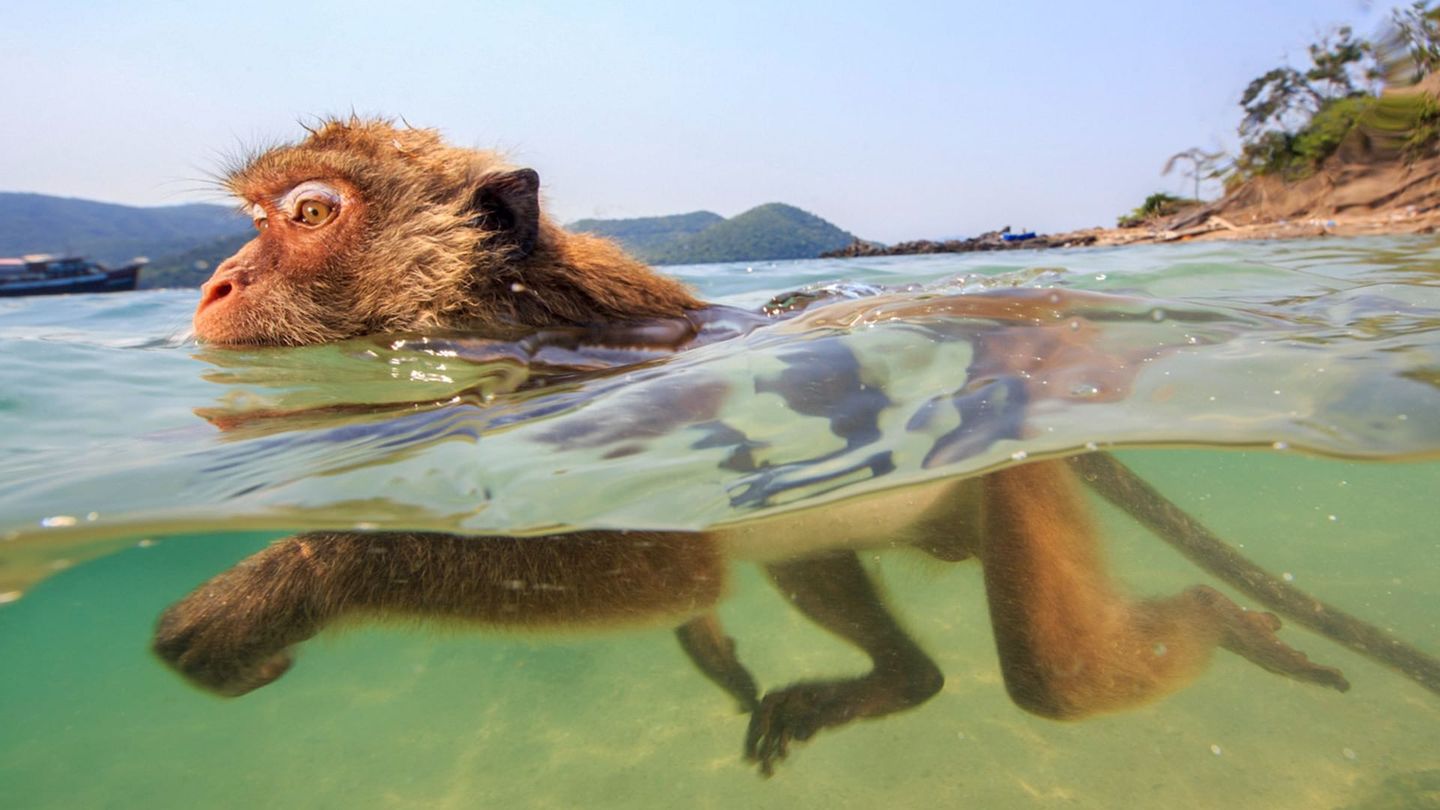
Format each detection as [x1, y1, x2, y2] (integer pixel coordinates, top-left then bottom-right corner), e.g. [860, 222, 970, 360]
[279, 181, 342, 228]
[296, 198, 334, 226]
[254, 216, 269, 232]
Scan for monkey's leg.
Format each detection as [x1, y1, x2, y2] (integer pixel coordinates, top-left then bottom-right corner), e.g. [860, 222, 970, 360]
[980, 460, 1346, 720]
[1071, 451, 1440, 697]
[745, 551, 944, 776]
[676, 614, 761, 712]
[155, 530, 725, 696]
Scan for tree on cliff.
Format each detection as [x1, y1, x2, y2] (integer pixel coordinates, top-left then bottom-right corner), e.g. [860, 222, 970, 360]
[1163, 147, 1227, 201]
[1232, 24, 1384, 178]
[1231, 4, 1440, 181]
[1388, 1, 1440, 81]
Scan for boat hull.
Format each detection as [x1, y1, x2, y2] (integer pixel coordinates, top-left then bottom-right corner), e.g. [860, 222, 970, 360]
[0, 265, 141, 297]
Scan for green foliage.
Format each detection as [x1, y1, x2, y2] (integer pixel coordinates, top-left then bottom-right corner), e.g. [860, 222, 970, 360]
[574, 203, 859, 265]
[1404, 93, 1440, 155]
[1295, 95, 1380, 165]
[1373, 90, 1440, 158]
[1116, 193, 1200, 228]
[1233, 130, 1302, 178]
[1232, 24, 1386, 181]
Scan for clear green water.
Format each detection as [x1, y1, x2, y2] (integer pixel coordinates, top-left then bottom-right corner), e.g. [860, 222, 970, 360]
[1, 239, 1438, 808]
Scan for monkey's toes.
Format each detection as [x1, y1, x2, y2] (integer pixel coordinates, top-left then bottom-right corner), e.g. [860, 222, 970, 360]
[1203, 590, 1351, 693]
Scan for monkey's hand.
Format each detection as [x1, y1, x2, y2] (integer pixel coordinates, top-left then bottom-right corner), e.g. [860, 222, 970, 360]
[1195, 586, 1352, 692]
[152, 596, 297, 696]
[153, 541, 327, 696]
[745, 660, 942, 776]
[745, 679, 860, 776]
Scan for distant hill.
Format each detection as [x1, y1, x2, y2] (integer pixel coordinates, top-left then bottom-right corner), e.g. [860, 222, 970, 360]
[0, 193, 249, 269]
[3, 193, 864, 290]
[570, 203, 859, 265]
[569, 211, 724, 260]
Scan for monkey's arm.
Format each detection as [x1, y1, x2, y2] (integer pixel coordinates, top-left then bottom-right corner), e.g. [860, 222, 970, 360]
[1072, 452, 1440, 697]
[155, 530, 725, 696]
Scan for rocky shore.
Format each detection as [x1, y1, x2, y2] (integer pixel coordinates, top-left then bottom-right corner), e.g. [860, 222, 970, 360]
[824, 204, 1440, 261]
[827, 130, 1440, 259]
[820, 227, 1099, 258]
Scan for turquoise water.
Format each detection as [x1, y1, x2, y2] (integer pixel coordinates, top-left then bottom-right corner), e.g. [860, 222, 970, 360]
[1, 238, 1438, 807]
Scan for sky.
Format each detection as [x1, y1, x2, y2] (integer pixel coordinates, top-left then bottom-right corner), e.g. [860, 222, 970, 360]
[0, 1, 1394, 243]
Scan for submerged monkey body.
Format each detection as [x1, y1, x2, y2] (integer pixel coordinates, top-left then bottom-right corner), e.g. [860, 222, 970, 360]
[160, 118, 1376, 775]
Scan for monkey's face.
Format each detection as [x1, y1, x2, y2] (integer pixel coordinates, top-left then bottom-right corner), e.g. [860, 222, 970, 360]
[195, 178, 371, 346]
[192, 119, 545, 347]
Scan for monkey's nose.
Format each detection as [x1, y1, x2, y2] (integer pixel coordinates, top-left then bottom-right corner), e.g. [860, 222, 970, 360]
[198, 263, 252, 309]
[198, 281, 231, 312]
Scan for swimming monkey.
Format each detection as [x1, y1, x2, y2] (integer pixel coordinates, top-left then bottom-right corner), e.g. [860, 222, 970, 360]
[158, 118, 1436, 775]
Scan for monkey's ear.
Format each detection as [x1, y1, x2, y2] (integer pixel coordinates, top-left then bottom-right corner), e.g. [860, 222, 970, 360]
[469, 168, 541, 257]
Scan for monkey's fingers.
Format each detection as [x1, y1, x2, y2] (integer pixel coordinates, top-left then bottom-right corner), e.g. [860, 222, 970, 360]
[744, 681, 860, 776]
[1195, 586, 1351, 692]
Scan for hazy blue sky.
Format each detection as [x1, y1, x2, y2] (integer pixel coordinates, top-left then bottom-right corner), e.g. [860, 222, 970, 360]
[1, 1, 1389, 242]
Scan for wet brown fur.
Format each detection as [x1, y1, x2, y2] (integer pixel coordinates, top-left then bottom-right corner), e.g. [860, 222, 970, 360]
[155, 531, 723, 695]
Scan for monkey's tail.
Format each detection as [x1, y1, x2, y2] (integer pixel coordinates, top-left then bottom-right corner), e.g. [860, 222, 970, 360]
[1070, 451, 1440, 698]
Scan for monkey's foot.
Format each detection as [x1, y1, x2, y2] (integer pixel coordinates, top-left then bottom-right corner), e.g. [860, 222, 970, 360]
[745, 662, 943, 776]
[1193, 586, 1351, 692]
[152, 603, 295, 697]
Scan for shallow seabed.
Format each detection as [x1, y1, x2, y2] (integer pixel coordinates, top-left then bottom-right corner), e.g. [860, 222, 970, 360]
[1, 238, 1438, 808]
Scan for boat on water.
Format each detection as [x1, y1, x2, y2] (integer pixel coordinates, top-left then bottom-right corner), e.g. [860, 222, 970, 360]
[0, 254, 144, 297]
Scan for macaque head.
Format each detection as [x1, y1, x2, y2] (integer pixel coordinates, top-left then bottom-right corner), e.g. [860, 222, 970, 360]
[193, 118, 549, 346]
